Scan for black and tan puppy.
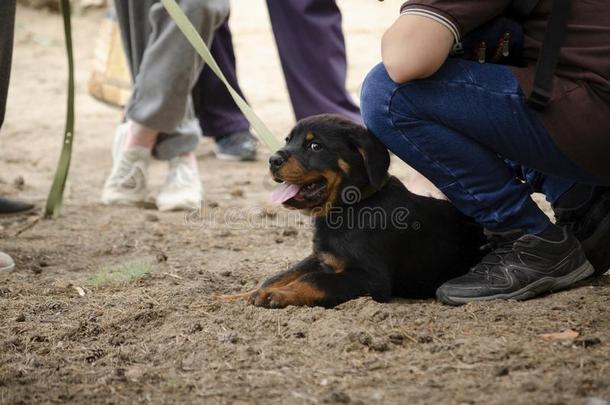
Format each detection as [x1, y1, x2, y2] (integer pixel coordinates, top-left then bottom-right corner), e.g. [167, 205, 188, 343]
[228, 114, 486, 308]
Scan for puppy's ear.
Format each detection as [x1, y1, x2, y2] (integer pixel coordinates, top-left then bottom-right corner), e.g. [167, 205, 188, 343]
[349, 126, 390, 189]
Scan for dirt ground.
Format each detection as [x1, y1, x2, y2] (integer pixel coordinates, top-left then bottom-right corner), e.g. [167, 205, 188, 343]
[1, 2, 609, 404]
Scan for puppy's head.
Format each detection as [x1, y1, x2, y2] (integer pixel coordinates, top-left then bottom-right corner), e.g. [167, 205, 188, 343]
[269, 114, 390, 214]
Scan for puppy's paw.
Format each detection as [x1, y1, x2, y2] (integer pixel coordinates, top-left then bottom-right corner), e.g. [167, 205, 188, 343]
[265, 290, 293, 309]
[248, 281, 324, 308]
[248, 288, 280, 308]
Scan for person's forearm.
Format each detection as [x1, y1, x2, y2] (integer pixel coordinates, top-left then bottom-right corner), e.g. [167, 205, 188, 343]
[381, 15, 454, 84]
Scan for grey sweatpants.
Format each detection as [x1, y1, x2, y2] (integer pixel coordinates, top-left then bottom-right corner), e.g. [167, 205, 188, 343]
[114, 0, 229, 160]
[0, 0, 16, 131]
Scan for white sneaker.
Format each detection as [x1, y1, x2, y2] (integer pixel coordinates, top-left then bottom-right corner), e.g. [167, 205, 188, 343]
[156, 156, 203, 212]
[101, 147, 151, 205]
[0, 251, 15, 272]
[112, 122, 129, 161]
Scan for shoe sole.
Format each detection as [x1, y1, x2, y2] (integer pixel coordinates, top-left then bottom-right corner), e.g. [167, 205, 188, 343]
[437, 260, 595, 306]
[0, 263, 15, 272]
[157, 203, 200, 212]
[0, 206, 36, 217]
[580, 210, 610, 276]
[214, 153, 258, 162]
[213, 146, 257, 162]
[156, 193, 202, 212]
[101, 191, 147, 206]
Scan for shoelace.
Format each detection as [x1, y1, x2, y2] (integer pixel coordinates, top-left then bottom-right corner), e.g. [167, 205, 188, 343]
[472, 236, 518, 275]
[112, 154, 145, 187]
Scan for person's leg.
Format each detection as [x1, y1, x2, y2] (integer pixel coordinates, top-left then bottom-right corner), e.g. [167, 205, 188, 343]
[125, 0, 230, 153]
[105, 0, 229, 209]
[362, 60, 603, 233]
[266, 0, 360, 123]
[0, 0, 16, 130]
[193, 19, 257, 161]
[195, 19, 250, 138]
[361, 60, 600, 304]
[504, 162, 573, 205]
[0, 0, 30, 269]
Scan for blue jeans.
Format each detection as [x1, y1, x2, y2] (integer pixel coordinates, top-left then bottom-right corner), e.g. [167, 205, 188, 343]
[361, 59, 604, 234]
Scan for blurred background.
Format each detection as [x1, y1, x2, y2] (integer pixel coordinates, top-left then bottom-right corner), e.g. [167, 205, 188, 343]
[1, 0, 405, 205]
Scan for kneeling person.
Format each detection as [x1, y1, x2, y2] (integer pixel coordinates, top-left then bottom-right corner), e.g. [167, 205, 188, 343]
[361, 0, 610, 304]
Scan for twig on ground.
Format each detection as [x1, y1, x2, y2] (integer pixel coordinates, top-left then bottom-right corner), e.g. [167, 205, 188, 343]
[14, 215, 41, 237]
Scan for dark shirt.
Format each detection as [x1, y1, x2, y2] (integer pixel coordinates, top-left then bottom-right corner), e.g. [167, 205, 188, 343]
[400, 0, 610, 180]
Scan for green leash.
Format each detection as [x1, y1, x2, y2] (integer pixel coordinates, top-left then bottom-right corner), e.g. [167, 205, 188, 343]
[161, 0, 282, 152]
[45, 0, 75, 218]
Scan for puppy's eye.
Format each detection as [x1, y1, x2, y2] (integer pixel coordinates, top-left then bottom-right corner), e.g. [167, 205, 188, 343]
[309, 142, 323, 152]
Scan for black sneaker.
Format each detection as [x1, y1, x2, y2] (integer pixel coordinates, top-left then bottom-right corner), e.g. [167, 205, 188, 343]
[214, 131, 258, 162]
[0, 197, 34, 216]
[436, 225, 594, 305]
[554, 185, 610, 276]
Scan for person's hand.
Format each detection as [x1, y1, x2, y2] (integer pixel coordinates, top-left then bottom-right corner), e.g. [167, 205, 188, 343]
[406, 170, 447, 200]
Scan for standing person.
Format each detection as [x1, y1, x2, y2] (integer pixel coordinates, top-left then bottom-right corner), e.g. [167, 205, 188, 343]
[102, 0, 230, 211]
[361, 0, 610, 305]
[0, 0, 35, 272]
[194, 0, 360, 161]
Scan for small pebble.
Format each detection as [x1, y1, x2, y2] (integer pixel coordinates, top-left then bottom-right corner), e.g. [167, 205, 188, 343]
[222, 332, 239, 344]
[15, 314, 26, 322]
[388, 333, 404, 345]
[495, 367, 509, 377]
[188, 323, 203, 334]
[417, 335, 433, 344]
[350, 331, 371, 346]
[369, 339, 389, 352]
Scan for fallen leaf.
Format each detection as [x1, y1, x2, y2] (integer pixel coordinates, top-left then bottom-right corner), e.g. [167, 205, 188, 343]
[540, 329, 579, 341]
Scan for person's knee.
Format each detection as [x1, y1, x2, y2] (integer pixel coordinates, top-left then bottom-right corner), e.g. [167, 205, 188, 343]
[180, 0, 229, 20]
[361, 63, 398, 138]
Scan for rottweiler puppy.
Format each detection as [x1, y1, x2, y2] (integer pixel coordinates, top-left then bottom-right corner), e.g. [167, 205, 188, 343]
[226, 114, 486, 308]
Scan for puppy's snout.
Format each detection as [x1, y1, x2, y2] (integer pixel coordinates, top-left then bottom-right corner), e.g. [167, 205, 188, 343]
[269, 151, 288, 171]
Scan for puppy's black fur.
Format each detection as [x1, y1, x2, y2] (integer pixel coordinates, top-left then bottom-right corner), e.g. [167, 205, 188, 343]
[237, 114, 486, 308]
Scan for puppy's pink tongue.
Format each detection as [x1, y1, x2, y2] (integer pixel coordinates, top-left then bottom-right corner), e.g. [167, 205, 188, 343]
[271, 183, 301, 203]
